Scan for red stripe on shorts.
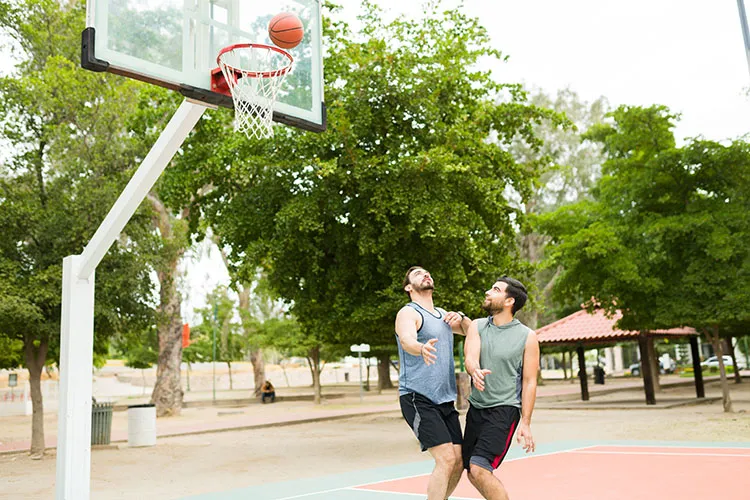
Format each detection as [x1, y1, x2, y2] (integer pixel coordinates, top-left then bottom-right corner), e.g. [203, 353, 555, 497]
[491, 419, 518, 469]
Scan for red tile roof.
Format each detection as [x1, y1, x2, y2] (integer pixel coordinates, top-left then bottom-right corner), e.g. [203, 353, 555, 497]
[536, 309, 698, 345]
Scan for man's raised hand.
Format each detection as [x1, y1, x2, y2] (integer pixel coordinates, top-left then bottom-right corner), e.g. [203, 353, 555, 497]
[470, 368, 491, 391]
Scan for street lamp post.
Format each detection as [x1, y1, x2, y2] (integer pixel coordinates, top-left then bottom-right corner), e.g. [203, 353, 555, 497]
[350, 344, 371, 403]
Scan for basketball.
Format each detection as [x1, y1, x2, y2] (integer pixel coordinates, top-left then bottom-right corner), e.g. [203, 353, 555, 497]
[268, 12, 304, 50]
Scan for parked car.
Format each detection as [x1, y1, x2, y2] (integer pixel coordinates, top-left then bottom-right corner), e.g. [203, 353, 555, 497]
[701, 355, 746, 370]
[629, 358, 675, 376]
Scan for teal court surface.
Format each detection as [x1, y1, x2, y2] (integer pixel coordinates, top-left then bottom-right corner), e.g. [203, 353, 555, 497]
[182, 440, 750, 499]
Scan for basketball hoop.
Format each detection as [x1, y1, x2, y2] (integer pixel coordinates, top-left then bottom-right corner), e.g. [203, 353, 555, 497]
[215, 43, 293, 140]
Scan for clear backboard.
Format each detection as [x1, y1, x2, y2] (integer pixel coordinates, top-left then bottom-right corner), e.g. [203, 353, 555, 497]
[82, 0, 325, 132]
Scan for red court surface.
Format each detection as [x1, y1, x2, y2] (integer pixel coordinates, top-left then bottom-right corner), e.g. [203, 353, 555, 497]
[356, 445, 750, 499]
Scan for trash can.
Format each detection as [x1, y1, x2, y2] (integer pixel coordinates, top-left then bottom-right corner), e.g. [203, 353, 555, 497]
[594, 366, 605, 385]
[91, 402, 114, 445]
[127, 404, 156, 447]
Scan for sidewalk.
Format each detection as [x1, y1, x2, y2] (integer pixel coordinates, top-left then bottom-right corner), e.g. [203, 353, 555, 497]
[1, 374, 743, 455]
[0, 388, 401, 455]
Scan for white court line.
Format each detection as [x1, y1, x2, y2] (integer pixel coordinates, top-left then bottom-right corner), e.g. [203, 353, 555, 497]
[274, 445, 596, 500]
[344, 488, 478, 499]
[571, 450, 750, 458]
[581, 443, 750, 451]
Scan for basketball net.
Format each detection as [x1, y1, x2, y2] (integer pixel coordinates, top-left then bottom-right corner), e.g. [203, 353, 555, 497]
[217, 43, 293, 140]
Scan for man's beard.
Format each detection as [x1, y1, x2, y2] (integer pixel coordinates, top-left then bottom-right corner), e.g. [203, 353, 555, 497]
[481, 298, 503, 315]
[413, 281, 434, 292]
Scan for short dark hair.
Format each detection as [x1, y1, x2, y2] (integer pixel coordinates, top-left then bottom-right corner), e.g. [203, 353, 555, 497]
[497, 276, 527, 315]
[402, 266, 423, 296]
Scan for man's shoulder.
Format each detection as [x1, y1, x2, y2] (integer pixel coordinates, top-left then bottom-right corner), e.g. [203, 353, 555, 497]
[513, 320, 536, 338]
[397, 304, 420, 318]
[475, 317, 491, 328]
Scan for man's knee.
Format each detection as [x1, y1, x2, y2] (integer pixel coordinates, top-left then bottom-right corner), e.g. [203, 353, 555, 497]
[468, 462, 492, 480]
[432, 446, 458, 469]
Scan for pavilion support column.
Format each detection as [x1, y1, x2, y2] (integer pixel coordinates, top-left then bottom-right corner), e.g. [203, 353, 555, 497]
[647, 336, 661, 392]
[638, 334, 656, 405]
[690, 336, 705, 398]
[577, 345, 589, 401]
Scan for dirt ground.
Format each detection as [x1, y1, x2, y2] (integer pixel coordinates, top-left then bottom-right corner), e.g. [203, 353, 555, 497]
[2, 381, 750, 500]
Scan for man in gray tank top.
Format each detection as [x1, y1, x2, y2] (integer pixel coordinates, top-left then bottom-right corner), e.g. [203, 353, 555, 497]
[395, 266, 471, 500]
[463, 276, 539, 500]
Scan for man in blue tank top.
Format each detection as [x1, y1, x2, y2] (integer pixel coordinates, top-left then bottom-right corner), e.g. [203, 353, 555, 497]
[463, 276, 539, 500]
[395, 266, 471, 500]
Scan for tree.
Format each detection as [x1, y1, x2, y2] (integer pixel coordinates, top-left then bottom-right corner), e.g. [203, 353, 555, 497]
[193, 286, 244, 390]
[511, 88, 608, 328]
[0, 0, 156, 456]
[124, 86, 204, 417]
[182, 334, 212, 392]
[159, 1, 562, 403]
[124, 342, 158, 396]
[541, 105, 750, 411]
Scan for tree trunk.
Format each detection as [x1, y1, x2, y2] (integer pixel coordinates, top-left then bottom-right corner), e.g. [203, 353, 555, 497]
[237, 286, 266, 397]
[186, 362, 191, 392]
[561, 351, 568, 380]
[149, 194, 185, 417]
[308, 346, 322, 404]
[281, 363, 291, 387]
[227, 361, 233, 390]
[24, 336, 48, 458]
[306, 356, 315, 387]
[376, 352, 394, 390]
[709, 327, 733, 412]
[249, 348, 265, 397]
[725, 338, 741, 384]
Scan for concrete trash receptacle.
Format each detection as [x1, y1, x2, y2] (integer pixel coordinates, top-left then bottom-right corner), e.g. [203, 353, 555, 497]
[127, 404, 156, 447]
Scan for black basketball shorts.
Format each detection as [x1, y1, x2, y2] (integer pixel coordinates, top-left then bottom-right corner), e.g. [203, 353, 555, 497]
[462, 404, 521, 471]
[400, 392, 463, 452]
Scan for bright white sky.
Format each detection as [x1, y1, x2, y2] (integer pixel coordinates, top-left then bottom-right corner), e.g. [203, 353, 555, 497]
[2, 1, 749, 322]
[369, 0, 750, 142]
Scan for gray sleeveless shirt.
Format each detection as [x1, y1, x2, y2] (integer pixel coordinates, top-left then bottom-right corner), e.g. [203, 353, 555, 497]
[396, 302, 457, 405]
[468, 317, 531, 409]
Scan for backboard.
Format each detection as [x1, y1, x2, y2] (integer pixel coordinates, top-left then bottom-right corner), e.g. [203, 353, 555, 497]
[82, 0, 325, 132]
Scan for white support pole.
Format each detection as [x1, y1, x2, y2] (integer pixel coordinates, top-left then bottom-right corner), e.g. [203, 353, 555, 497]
[77, 99, 208, 280]
[739, 0, 750, 77]
[55, 256, 95, 500]
[55, 99, 209, 500]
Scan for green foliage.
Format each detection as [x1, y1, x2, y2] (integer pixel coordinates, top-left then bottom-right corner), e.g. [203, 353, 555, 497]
[124, 344, 157, 370]
[182, 335, 212, 364]
[541, 105, 750, 336]
[0, 0, 156, 371]
[161, 1, 561, 352]
[193, 286, 244, 363]
[512, 88, 609, 326]
[0, 337, 24, 369]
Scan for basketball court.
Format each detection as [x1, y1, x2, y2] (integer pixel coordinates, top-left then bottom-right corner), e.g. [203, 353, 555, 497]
[51, 2, 750, 500]
[181, 440, 750, 499]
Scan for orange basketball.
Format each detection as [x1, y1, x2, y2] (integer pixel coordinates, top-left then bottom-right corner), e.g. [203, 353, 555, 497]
[268, 12, 304, 50]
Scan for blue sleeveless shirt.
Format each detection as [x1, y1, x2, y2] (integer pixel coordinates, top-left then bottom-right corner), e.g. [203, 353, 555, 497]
[396, 302, 457, 405]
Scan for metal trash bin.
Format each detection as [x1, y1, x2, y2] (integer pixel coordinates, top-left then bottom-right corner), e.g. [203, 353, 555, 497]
[91, 402, 114, 445]
[594, 366, 605, 385]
